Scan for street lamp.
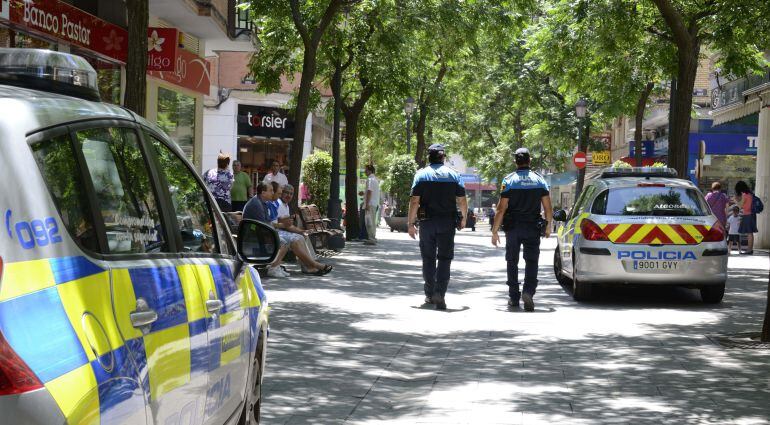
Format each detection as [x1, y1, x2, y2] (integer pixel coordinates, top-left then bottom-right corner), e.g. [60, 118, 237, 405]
[404, 96, 415, 154]
[574, 98, 589, 200]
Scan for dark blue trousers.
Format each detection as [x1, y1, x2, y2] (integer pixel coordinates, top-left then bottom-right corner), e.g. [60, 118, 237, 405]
[505, 223, 541, 300]
[419, 218, 456, 297]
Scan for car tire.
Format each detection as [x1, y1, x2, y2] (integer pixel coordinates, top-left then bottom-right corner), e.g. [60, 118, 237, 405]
[553, 248, 570, 286]
[239, 329, 266, 425]
[700, 283, 725, 304]
[572, 259, 593, 301]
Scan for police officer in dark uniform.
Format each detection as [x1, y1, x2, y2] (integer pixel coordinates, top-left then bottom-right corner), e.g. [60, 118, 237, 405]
[491, 148, 552, 312]
[408, 144, 468, 310]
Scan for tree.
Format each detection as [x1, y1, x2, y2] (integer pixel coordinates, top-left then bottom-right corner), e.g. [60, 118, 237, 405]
[302, 151, 333, 214]
[645, 0, 770, 177]
[248, 0, 347, 208]
[124, 0, 148, 116]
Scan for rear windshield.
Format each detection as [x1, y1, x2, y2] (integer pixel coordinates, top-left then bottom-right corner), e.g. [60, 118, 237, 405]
[591, 186, 710, 216]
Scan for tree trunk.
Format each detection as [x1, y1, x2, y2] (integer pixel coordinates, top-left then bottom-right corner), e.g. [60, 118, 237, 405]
[668, 42, 700, 178]
[414, 103, 428, 167]
[289, 47, 318, 210]
[634, 82, 655, 166]
[343, 110, 360, 241]
[574, 118, 591, 200]
[124, 0, 148, 116]
[328, 59, 343, 228]
[513, 109, 524, 148]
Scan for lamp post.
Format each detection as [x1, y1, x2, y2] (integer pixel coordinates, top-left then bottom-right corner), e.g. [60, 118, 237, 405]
[404, 96, 415, 154]
[575, 98, 588, 201]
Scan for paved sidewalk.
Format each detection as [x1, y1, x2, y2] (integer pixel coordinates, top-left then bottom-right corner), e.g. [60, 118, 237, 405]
[261, 225, 770, 424]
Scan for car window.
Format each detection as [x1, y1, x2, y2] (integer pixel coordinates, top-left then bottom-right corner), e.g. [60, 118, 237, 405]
[593, 186, 710, 216]
[76, 127, 167, 254]
[31, 134, 99, 252]
[146, 133, 218, 254]
[569, 185, 596, 219]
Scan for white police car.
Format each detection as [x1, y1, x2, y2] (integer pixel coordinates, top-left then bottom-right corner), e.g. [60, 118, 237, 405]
[0, 49, 278, 424]
[553, 167, 728, 303]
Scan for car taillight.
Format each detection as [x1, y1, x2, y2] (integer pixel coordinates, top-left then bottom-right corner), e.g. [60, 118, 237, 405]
[702, 221, 726, 242]
[0, 330, 42, 395]
[580, 219, 608, 241]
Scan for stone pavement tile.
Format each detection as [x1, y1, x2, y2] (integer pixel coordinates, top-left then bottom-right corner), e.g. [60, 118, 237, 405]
[416, 408, 476, 424]
[260, 415, 292, 425]
[522, 412, 588, 425]
[283, 415, 345, 425]
[358, 342, 405, 357]
[466, 404, 524, 425]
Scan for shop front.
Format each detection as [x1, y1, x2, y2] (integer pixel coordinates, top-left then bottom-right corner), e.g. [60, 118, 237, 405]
[688, 120, 758, 192]
[235, 104, 295, 188]
[146, 28, 209, 168]
[0, 0, 127, 104]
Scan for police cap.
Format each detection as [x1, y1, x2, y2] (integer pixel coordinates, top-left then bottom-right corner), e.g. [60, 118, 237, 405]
[514, 147, 530, 162]
[428, 143, 445, 153]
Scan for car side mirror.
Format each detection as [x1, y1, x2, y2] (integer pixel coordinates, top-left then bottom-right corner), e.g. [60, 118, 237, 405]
[237, 219, 279, 265]
[553, 209, 567, 222]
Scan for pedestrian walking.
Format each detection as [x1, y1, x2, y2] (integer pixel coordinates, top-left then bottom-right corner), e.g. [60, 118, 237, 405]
[364, 164, 380, 245]
[704, 181, 729, 226]
[491, 148, 552, 312]
[726, 206, 742, 254]
[203, 152, 234, 212]
[231, 160, 252, 211]
[407, 144, 468, 311]
[735, 180, 758, 255]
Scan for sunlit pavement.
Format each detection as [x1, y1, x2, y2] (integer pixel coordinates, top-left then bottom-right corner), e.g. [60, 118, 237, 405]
[260, 222, 770, 425]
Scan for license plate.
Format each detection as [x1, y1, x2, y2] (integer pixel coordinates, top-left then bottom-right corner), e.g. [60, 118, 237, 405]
[622, 260, 681, 273]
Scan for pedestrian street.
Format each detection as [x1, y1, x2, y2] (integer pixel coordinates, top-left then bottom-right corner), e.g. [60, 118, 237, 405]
[260, 225, 770, 424]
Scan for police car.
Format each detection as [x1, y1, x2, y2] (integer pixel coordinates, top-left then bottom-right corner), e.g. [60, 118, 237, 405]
[553, 167, 728, 303]
[0, 49, 279, 424]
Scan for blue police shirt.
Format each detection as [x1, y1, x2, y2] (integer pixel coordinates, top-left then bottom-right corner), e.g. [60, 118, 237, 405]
[501, 167, 549, 223]
[411, 163, 466, 218]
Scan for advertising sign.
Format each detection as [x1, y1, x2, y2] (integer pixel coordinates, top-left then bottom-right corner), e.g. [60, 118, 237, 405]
[591, 151, 611, 165]
[688, 133, 758, 156]
[147, 46, 211, 95]
[2, 0, 128, 62]
[147, 27, 178, 72]
[237, 105, 295, 139]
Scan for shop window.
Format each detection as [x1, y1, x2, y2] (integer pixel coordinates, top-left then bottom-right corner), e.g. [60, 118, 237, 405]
[157, 87, 196, 162]
[237, 137, 291, 188]
[0, 27, 56, 49]
[76, 127, 167, 254]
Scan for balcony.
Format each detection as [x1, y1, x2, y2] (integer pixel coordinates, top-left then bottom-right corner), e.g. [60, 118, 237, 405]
[150, 0, 251, 41]
[228, 0, 253, 39]
[712, 69, 770, 110]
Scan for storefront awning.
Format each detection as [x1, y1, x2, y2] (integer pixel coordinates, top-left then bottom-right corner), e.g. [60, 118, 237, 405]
[712, 97, 761, 126]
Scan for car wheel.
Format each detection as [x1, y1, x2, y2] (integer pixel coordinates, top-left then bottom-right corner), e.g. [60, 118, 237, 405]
[700, 283, 725, 304]
[239, 330, 266, 425]
[553, 248, 570, 286]
[572, 259, 593, 301]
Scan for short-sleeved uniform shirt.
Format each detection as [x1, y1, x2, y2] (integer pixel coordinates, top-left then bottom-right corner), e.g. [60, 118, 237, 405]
[500, 167, 550, 224]
[411, 163, 466, 219]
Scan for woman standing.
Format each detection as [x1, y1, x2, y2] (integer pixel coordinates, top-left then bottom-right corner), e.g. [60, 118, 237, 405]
[204, 153, 234, 212]
[705, 182, 729, 226]
[735, 180, 757, 255]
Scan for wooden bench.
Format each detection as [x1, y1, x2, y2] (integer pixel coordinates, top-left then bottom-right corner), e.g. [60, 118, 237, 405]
[298, 204, 344, 251]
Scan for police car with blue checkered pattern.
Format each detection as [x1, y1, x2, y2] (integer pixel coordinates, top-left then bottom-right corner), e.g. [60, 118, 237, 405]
[0, 49, 278, 424]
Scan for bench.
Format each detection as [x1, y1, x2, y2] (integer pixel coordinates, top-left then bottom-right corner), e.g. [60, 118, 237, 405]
[298, 204, 345, 251]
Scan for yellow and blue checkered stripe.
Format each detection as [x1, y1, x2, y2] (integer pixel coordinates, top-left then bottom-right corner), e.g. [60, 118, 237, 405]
[0, 256, 266, 424]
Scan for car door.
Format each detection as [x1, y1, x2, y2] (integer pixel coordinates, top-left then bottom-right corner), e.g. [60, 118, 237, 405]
[26, 126, 149, 425]
[143, 131, 250, 425]
[69, 122, 207, 425]
[560, 185, 596, 276]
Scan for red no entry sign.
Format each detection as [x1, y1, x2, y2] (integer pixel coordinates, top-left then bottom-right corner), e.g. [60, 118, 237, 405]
[573, 151, 587, 169]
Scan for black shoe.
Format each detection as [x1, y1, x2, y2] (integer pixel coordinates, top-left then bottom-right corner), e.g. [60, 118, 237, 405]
[424, 296, 433, 304]
[432, 294, 447, 311]
[522, 293, 534, 312]
[507, 297, 520, 309]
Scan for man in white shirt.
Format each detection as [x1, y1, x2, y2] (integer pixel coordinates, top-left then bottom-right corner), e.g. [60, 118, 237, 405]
[263, 160, 289, 186]
[364, 164, 380, 245]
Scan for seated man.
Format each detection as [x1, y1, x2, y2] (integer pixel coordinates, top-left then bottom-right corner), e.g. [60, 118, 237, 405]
[243, 183, 332, 277]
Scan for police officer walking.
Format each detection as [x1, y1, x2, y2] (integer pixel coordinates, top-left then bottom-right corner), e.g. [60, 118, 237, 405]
[491, 148, 552, 312]
[408, 144, 468, 310]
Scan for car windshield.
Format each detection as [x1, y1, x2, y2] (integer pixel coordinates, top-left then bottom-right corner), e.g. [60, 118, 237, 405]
[592, 186, 710, 216]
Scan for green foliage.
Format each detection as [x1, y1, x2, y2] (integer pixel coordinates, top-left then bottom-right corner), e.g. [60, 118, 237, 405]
[612, 160, 631, 168]
[651, 162, 667, 168]
[385, 154, 418, 217]
[302, 151, 333, 215]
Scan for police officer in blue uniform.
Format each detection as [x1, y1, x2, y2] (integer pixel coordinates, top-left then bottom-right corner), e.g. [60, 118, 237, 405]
[408, 144, 468, 310]
[491, 148, 552, 312]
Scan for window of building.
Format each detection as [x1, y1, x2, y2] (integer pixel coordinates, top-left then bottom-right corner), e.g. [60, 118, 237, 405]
[76, 127, 167, 254]
[157, 87, 196, 162]
[237, 137, 291, 188]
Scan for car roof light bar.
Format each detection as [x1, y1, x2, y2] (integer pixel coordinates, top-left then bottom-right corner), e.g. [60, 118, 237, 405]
[0, 48, 100, 102]
[600, 167, 678, 179]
